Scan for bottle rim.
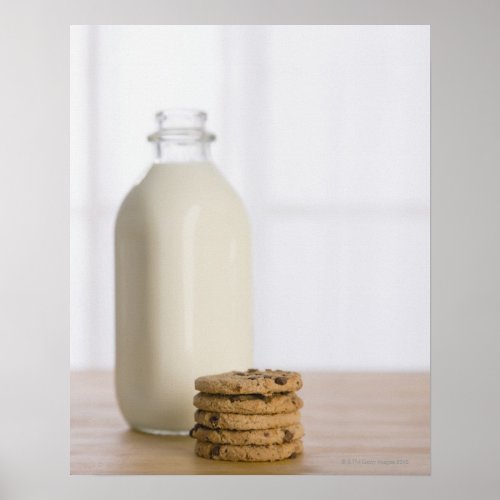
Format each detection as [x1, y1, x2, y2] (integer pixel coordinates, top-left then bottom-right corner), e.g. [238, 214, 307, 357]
[147, 109, 215, 143]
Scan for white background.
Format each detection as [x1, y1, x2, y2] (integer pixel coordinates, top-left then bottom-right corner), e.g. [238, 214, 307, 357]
[70, 25, 429, 371]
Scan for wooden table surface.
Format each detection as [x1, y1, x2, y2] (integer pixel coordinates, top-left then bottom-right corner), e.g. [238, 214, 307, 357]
[71, 371, 430, 475]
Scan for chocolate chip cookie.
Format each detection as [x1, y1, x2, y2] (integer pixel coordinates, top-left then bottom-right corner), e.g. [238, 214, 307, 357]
[194, 409, 301, 430]
[190, 423, 304, 445]
[193, 391, 303, 415]
[195, 369, 303, 395]
[195, 439, 303, 462]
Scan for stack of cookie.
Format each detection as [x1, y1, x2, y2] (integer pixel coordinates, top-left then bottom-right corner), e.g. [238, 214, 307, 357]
[190, 369, 304, 462]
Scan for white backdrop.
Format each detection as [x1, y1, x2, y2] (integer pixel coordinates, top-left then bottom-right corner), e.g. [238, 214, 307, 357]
[70, 25, 429, 371]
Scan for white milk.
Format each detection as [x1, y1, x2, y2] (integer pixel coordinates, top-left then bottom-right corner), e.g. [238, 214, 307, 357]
[115, 159, 253, 433]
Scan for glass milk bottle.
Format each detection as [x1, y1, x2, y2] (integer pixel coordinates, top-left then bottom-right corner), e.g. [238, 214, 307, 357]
[115, 109, 253, 434]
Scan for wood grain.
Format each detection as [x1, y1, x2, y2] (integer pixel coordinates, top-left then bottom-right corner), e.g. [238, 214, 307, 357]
[71, 371, 429, 475]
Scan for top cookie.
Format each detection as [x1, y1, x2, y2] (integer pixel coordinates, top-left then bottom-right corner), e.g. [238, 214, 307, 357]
[195, 369, 303, 395]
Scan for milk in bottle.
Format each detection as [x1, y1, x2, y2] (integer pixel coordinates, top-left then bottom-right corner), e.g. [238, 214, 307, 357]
[115, 110, 253, 434]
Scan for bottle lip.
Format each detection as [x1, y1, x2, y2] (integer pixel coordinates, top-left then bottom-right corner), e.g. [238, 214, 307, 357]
[147, 109, 215, 143]
[156, 108, 207, 123]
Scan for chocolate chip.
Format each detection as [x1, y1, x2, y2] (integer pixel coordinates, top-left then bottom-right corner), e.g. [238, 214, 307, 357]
[209, 414, 220, 427]
[264, 432, 270, 437]
[210, 445, 221, 458]
[263, 375, 272, 379]
[284, 430, 294, 442]
[274, 376, 288, 385]
[289, 452, 297, 459]
[229, 394, 267, 402]
[247, 368, 258, 372]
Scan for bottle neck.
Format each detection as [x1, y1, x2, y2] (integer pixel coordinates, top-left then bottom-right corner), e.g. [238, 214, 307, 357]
[148, 109, 215, 165]
[154, 139, 212, 164]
